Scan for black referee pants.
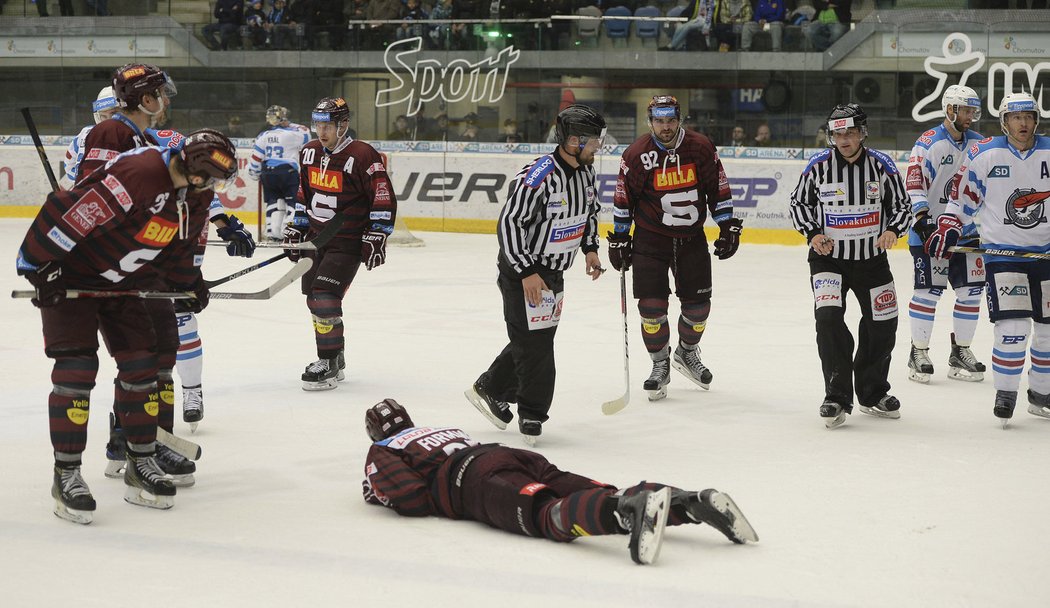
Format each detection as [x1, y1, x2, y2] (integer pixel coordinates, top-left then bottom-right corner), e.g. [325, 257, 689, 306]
[809, 253, 897, 410]
[483, 263, 565, 424]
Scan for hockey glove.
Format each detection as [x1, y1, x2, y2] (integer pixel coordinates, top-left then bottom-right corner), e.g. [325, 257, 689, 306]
[713, 218, 744, 260]
[217, 214, 256, 258]
[175, 280, 210, 314]
[925, 214, 963, 259]
[606, 231, 633, 271]
[283, 215, 309, 263]
[362, 231, 388, 271]
[912, 211, 936, 243]
[23, 261, 65, 308]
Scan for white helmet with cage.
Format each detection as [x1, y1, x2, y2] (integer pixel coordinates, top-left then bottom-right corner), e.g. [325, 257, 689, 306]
[942, 84, 981, 122]
[998, 91, 1039, 135]
[92, 86, 119, 124]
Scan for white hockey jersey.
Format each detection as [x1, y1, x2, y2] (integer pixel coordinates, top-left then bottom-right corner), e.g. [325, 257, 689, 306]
[248, 126, 311, 177]
[947, 135, 1050, 261]
[62, 124, 94, 185]
[906, 123, 983, 246]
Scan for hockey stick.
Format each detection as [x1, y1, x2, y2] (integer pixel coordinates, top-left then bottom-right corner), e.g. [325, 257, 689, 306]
[20, 107, 60, 193]
[11, 257, 313, 301]
[602, 269, 631, 415]
[204, 251, 289, 288]
[949, 246, 1050, 260]
[205, 210, 348, 250]
[157, 428, 202, 461]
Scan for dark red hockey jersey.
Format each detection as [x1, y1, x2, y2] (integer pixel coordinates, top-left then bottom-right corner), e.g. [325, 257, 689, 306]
[297, 137, 397, 242]
[20, 148, 204, 289]
[75, 114, 155, 186]
[614, 129, 733, 238]
[363, 426, 484, 518]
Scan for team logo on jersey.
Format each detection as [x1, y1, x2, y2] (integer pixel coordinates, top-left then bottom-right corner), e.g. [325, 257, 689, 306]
[62, 190, 116, 237]
[653, 163, 697, 191]
[135, 217, 178, 247]
[374, 179, 392, 204]
[307, 167, 343, 192]
[102, 174, 134, 210]
[938, 177, 954, 206]
[865, 181, 880, 199]
[1003, 188, 1050, 229]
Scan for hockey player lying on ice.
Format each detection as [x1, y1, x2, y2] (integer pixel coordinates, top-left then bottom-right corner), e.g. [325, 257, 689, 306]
[362, 399, 758, 565]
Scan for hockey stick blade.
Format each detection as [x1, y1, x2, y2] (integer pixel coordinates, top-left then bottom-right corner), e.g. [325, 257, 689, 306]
[204, 251, 288, 288]
[602, 393, 630, 416]
[207, 257, 312, 300]
[602, 269, 631, 416]
[157, 428, 202, 461]
[206, 211, 349, 251]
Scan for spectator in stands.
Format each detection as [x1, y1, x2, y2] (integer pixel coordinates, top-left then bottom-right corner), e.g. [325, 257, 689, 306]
[429, 0, 471, 50]
[683, 114, 701, 133]
[397, 0, 427, 42]
[741, 0, 786, 52]
[227, 115, 246, 138]
[729, 125, 746, 146]
[814, 125, 827, 147]
[753, 124, 773, 146]
[314, 0, 347, 50]
[432, 114, 451, 141]
[345, 0, 368, 50]
[202, 0, 245, 50]
[411, 103, 438, 140]
[387, 115, 413, 140]
[244, 0, 268, 49]
[365, 0, 401, 49]
[266, 0, 292, 49]
[712, 0, 751, 52]
[458, 122, 481, 142]
[806, 0, 851, 52]
[498, 119, 524, 143]
[287, 0, 314, 50]
[37, 0, 75, 16]
[666, 0, 714, 52]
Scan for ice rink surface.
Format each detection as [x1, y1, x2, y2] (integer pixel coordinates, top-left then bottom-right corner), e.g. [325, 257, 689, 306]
[1, 218, 1047, 608]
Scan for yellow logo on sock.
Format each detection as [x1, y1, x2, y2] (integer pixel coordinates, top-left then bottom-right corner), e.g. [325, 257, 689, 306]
[66, 400, 89, 425]
[642, 321, 662, 334]
[144, 400, 159, 416]
[693, 320, 707, 332]
[571, 524, 592, 537]
[313, 319, 335, 334]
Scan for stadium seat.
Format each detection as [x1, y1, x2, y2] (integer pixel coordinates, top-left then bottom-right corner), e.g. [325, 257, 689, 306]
[576, 5, 602, 48]
[663, 4, 687, 40]
[604, 6, 632, 46]
[634, 6, 661, 45]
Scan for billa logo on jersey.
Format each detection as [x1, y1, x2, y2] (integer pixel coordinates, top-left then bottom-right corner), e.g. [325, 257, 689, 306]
[135, 217, 178, 246]
[62, 190, 115, 236]
[307, 167, 343, 192]
[653, 163, 698, 191]
[826, 211, 879, 229]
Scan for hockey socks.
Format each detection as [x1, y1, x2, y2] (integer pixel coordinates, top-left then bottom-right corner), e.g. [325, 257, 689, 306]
[992, 318, 1029, 393]
[678, 300, 710, 347]
[638, 298, 669, 355]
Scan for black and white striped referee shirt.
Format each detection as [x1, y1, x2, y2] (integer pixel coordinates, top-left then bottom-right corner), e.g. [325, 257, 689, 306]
[789, 146, 912, 261]
[497, 150, 601, 277]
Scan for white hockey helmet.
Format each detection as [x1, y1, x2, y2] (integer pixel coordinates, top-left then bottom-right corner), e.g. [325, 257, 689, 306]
[92, 85, 119, 124]
[999, 91, 1039, 135]
[942, 84, 981, 121]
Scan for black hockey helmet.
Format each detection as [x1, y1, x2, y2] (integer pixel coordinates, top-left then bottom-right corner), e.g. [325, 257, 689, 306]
[825, 103, 868, 145]
[647, 95, 681, 121]
[365, 399, 414, 442]
[180, 129, 238, 192]
[311, 97, 351, 125]
[555, 104, 607, 147]
[112, 63, 176, 111]
[266, 105, 289, 126]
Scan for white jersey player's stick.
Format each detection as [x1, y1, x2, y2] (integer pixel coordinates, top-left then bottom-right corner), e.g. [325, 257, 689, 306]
[949, 246, 1050, 260]
[602, 269, 631, 415]
[157, 428, 201, 461]
[205, 210, 348, 250]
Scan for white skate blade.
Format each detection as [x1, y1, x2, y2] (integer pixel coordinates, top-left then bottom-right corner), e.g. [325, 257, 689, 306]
[53, 502, 93, 525]
[631, 487, 670, 565]
[671, 360, 710, 390]
[823, 412, 847, 429]
[302, 378, 339, 391]
[858, 405, 901, 420]
[168, 473, 196, 488]
[521, 433, 538, 447]
[104, 459, 125, 478]
[465, 387, 509, 430]
[646, 386, 667, 402]
[706, 491, 759, 543]
[1029, 403, 1050, 419]
[124, 486, 175, 510]
[188, 421, 199, 433]
[907, 368, 931, 384]
[999, 417, 1010, 430]
[948, 367, 983, 382]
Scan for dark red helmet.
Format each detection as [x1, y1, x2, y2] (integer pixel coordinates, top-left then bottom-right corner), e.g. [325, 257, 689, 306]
[647, 95, 681, 121]
[365, 399, 414, 442]
[311, 97, 351, 125]
[180, 129, 238, 191]
[112, 63, 176, 111]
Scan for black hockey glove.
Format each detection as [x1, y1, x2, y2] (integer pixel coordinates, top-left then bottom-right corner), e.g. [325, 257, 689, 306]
[912, 211, 936, 243]
[607, 231, 632, 271]
[361, 231, 388, 271]
[176, 280, 210, 314]
[217, 214, 256, 258]
[283, 223, 308, 263]
[713, 218, 743, 260]
[23, 261, 66, 308]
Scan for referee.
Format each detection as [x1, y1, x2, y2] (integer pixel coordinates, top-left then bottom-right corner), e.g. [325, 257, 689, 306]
[789, 103, 912, 429]
[465, 104, 607, 445]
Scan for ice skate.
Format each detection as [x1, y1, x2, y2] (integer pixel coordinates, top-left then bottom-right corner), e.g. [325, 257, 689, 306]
[182, 385, 204, 433]
[859, 394, 901, 420]
[154, 443, 196, 487]
[907, 343, 934, 384]
[519, 418, 541, 447]
[673, 488, 759, 544]
[947, 334, 985, 382]
[104, 412, 126, 478]
[671, 345, 712, 390]
[52, 465, 96, 525]
[820, 399, 847, 429]
[1026, 389, 1050, 420]
[994, 390, 1017, 429]
[124, 450, 176, 509]
[301, 351, 345, 391]
[615, 487, 670, 565]
[644, 357, 671, 402]
[465, 374, 513, 430]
